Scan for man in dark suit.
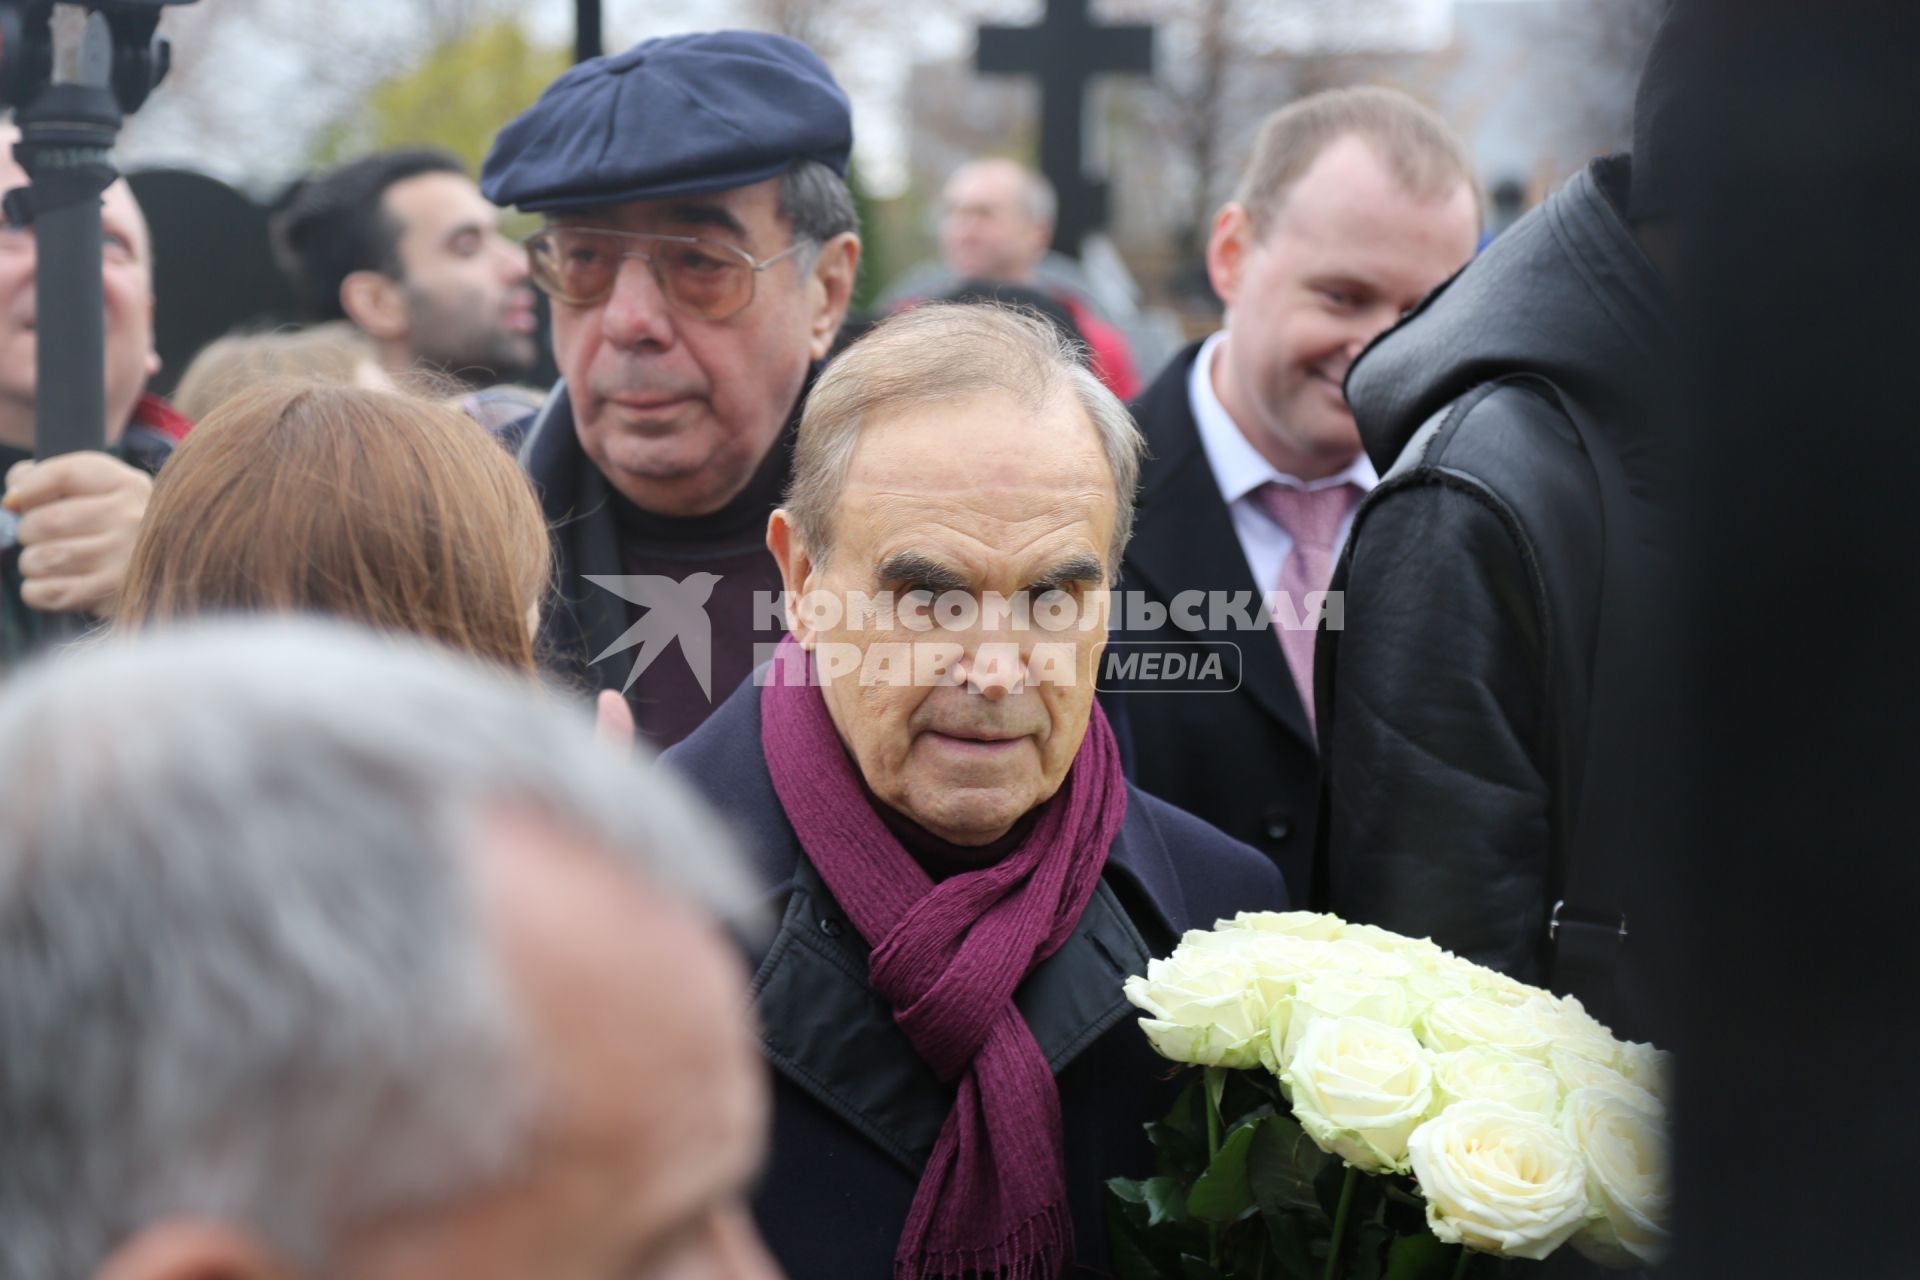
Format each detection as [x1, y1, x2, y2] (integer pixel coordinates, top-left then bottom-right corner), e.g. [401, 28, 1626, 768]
[1112, 87, 1480, 897]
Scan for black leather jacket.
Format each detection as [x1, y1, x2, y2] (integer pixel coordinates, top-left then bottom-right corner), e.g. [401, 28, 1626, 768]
[1315, 157, 1674, 1031]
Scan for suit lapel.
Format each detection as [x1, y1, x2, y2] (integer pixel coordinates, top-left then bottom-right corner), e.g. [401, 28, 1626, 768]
[1124, 347, 1315, 747]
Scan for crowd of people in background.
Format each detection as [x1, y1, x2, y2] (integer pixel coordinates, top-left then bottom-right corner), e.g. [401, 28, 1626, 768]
[0, 5, 1833, 1278]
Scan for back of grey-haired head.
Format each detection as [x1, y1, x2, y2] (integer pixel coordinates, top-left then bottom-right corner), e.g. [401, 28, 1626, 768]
[786, 302, 1144, 576]
[0, 619, 749, 1280]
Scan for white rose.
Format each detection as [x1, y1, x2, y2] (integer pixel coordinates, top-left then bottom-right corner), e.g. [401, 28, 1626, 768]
[1550, 994, 1618, 1039]
[1525, 996, 1623, 1067]
[1339, 922, 1451, 963]
[1562, 1088, 1671, 1267]
[1231, 934, 1339, 1013]
[1431, 1046, 1562, 1118]
[1549, 1046, 1662, 1114]
[1420, 996, 1556, 1061]
[1415, 953, 1545, 1008]
[1402, 962, 1480, 1014]
[1616, 1040, 1674, 1104]
[1407, 1101, 1590, 1261]
[1282, 1016, 1435, 1173]
[1124, 945, 1267, 1068]
[1318, 939, 1415, 980]
[1268, 971, 1415, 1071]
[1215, 909, 1346, 941]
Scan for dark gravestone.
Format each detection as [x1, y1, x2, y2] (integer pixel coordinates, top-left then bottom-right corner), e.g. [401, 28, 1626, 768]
[575, 0, 602, 63]
[976, 0, 1154, 258]
[127, 168, 298, 399]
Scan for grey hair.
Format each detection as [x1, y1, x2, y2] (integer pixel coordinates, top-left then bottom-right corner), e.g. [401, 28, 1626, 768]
[0, 619, 751, 1280]
[777, 158, 859, 266]
[785, 302, 1145, 578]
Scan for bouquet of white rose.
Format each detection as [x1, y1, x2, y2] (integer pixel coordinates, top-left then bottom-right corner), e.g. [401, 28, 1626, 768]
[1109, 911, 1669, 1279]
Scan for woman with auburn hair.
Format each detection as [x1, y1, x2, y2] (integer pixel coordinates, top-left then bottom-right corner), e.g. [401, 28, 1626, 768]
[117, 381, 550, 672]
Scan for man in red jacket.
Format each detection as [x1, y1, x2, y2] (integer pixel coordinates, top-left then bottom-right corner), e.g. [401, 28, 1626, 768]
[935, 157, 1142, 398]
[0, 121, 186, 664]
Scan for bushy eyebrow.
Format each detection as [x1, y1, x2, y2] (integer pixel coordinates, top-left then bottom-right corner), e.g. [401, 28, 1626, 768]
[875, 551, 969, 595]
[874, 551, 1105, 594]
[1028, 553, 1105, 591]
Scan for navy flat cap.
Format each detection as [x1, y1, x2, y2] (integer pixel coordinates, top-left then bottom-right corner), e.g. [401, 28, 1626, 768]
[481, 30, 852, 213]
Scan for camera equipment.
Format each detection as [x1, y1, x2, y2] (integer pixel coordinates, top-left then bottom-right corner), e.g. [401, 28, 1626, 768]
[1, 0, 195, 461]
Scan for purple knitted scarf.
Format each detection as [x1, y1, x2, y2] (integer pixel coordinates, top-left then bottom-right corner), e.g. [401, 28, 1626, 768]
[759, 637, 1126, 1279]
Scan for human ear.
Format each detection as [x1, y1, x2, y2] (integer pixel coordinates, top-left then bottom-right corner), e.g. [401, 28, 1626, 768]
[339, 270, 407, 342]
[1205, 203, 1252, 310]
[804, 232, 861, 362]
[144, 296, 161, 377]
[767, 508, 818, 646]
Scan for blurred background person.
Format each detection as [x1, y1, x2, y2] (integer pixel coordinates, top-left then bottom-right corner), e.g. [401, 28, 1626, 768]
[938, 277, 1088, 350]
[115, 382, 548, 672]
[0, 618, 777, 1280]
[170, 322, 392, 421]
[271, 148, 539, 393]
[0, 120, 186, 662]
[924, 158, 1141, 398]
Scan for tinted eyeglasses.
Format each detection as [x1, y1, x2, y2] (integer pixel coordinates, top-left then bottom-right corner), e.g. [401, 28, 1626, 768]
[524, 227, 807, 320]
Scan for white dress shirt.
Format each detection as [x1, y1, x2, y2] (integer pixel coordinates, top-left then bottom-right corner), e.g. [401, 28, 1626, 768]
[1187, 330, 1378, 592]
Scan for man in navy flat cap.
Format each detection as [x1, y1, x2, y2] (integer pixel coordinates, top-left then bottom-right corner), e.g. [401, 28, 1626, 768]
[483, 31, 860, 749]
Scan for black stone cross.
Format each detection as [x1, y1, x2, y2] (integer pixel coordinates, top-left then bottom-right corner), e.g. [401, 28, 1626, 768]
[977, 0, 1154, 258]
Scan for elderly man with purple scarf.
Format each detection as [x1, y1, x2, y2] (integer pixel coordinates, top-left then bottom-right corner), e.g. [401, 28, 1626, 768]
[664, 303, 1286, 1279]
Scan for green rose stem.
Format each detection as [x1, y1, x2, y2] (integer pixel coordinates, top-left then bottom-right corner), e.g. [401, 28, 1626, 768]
[1321, 1166, 1359, 1280]
[1449, 1244, 1472, 1280]
[1204, 1066, 1225, 1267]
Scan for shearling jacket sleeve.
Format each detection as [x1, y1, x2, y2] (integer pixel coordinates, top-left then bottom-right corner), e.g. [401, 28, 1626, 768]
[1317, 477, 1554, 982]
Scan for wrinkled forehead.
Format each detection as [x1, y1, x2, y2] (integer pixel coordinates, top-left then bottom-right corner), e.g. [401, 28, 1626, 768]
[837, 393, 1117, 563]
[943, 161, 1030, 214]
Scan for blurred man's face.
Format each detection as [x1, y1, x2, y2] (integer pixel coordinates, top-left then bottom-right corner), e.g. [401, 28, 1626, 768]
[384, 171, 538, 383]
[338, 809, 780, 1280]
[1207, 135, 1479, 481]
[0, 125, 158, 447]
[938, 160, 1050, 284]
[774, 390, 1116, 849]
[547, 177, 856, 518]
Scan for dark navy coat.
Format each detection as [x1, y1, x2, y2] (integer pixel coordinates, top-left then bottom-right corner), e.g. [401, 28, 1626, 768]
[663, 675, 1287, 1278]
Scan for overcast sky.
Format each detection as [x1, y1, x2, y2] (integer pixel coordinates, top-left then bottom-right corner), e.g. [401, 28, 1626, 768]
[115, 0, 1512, 198]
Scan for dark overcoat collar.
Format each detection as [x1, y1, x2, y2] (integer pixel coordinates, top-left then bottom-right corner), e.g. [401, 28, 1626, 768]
[665, 674, 1194, 1172]
[520, 381, 628, 692]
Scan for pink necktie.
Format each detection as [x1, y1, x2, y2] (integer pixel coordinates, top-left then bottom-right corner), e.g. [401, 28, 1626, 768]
[1255, 481, 1362, 730]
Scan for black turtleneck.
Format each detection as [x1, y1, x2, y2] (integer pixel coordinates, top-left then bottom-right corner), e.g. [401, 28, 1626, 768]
[868, 779, 1043, 882]
[612, 420, 795, 750]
